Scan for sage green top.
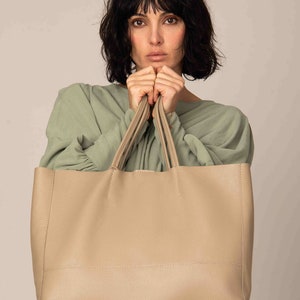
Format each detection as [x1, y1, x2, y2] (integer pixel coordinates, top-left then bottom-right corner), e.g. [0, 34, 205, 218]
[40, 83, 254, 171]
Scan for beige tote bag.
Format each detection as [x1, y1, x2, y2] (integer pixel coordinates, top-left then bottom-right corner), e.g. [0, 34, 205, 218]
[31, 97, 254, 299]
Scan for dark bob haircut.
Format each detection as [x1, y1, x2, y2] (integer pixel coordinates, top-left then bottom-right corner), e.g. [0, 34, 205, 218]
[100, 0, 222, 85]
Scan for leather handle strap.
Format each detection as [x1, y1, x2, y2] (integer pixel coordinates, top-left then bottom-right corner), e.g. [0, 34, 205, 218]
[111, 96, 149, 170]
[111, 96, 179, 170]
[118, 97, 150, 169]
[153, 97, 179, 169]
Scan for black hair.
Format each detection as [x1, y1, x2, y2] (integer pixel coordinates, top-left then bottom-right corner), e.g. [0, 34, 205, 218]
[99, 0, 222, 85]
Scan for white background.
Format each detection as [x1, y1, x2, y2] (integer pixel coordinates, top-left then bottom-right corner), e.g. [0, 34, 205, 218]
[0, 0, 299, 298]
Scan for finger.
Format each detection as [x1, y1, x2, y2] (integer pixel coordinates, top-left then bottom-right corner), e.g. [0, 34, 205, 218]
[127, 74, 156, 86]
[146, 88, 155, 105]
[134, 65, 156, 76]
[127, 84, 154, 110]
[129, 84, 155, 100]
[153, 87, 160, 103]
[156, 69, 183, 80]
[155, 77, 184, 93]
[158, 65, 179, 76]
[127, 79, 156, 89]
[156, 70, 184, 85]
[156, 72, 184, 89]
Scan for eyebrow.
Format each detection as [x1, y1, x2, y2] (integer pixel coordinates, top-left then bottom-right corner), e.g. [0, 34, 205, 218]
[130, 11, 172, 18]
[130, 13, 146, 17]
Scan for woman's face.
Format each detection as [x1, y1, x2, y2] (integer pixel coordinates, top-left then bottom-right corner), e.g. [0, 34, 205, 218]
[128, 8, 185, 74]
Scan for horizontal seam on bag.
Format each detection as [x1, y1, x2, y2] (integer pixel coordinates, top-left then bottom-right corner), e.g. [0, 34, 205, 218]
[44, 261, 242, 272]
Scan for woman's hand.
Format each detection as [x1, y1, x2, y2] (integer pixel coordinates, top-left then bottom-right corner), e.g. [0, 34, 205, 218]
[154, 66, 185, 114]
[126, 65, 185, 114]
[126, 66, 156, 112]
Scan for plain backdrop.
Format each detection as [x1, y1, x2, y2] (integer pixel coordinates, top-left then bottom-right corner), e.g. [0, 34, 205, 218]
[0, 0, 299, 299]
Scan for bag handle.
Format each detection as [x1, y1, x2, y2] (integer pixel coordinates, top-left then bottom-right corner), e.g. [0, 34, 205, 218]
[110, 96, 179, 170]
[110, 96, 149, 169]
[153, 97, 179, 169]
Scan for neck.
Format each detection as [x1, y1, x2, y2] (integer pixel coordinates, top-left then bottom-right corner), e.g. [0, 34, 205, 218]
[179, 87, 202, 102]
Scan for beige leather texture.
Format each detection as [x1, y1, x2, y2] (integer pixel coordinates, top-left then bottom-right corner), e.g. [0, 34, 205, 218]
[31, 98, 254, 299]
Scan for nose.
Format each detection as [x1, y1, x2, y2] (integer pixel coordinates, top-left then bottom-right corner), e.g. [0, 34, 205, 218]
[149, 25, 163, 46]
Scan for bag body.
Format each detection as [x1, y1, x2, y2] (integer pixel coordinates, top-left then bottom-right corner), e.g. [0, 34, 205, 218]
[31, 98, 254, 299]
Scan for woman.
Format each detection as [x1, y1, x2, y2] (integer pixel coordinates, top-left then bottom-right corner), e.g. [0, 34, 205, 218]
[39, 0, 254, 171]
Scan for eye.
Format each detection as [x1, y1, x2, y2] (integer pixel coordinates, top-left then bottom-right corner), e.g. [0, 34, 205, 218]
[164, 16, 178, 25]
[131, 19, 145, 27]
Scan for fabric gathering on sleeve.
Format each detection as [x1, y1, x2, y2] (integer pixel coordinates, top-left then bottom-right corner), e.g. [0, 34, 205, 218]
[39, 83, 148, 171]
[154, 100, 254, 167]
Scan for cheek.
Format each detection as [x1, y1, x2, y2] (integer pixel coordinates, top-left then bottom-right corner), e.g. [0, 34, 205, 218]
[130, 37, 144, 61]
[130, 32, 143, 51]
[172, 28, 185, 50]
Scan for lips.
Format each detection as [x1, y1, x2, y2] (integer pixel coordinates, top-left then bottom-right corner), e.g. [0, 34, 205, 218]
[146, 52, 167, 62]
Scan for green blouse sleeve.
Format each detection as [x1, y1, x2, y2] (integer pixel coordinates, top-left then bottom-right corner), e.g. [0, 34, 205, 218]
[155, 104, 254, 166]
[39, 84, 146, 171]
